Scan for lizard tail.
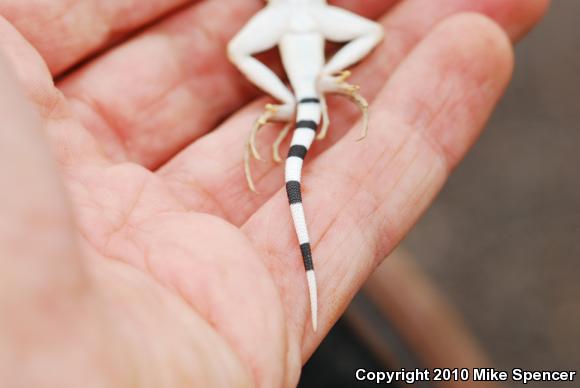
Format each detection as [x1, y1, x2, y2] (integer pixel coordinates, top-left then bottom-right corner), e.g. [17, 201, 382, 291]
[285, 96, 321, 332]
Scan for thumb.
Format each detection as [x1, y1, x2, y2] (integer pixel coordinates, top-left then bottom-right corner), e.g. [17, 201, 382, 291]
[0, 49, 89, 369]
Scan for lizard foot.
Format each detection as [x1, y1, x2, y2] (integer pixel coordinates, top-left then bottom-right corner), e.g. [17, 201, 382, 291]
[339, 85, 369, 142]
[320, 70, 370, 141]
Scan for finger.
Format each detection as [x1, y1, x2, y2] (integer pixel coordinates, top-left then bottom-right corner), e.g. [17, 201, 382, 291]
[58, 0, 396, 167]
[0, 50, 88, 350]
[0, 17, 107, 167]
[242, 12, 514, 357]
[0, 0, 197, 75]
[159, 0, 548, 225]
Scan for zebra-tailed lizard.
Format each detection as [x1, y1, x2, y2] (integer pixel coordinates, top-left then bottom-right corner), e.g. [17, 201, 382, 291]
[228, 0, 384, 331]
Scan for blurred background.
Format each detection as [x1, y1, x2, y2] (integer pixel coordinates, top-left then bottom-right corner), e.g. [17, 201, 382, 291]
[301, 1, 579, 387]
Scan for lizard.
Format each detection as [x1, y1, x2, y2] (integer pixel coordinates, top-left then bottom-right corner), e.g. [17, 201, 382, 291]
[228, 0, 384, 331]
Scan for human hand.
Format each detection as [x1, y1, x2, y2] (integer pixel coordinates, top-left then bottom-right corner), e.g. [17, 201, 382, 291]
[0, 0, 548, 387]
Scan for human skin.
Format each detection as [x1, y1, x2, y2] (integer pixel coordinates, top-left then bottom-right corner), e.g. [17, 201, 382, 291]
[0, 0, 548, 387]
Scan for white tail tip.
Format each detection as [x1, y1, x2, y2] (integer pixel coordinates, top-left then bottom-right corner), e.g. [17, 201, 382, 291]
[306, 270, 318, 332]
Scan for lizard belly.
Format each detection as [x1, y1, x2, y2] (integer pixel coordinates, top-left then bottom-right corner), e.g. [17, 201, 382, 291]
[280, 33, 325, 99]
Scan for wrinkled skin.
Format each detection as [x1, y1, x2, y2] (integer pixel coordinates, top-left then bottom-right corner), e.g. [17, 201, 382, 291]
[0, 0, 548, 387]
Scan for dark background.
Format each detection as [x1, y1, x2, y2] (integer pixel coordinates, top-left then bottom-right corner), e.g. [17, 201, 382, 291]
[406, 0, 579, 379]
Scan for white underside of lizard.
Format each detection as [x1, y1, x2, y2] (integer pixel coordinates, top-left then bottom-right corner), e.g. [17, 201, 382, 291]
[228, 0, 384, 332]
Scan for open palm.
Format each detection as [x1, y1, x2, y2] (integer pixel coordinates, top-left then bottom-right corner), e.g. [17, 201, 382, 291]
[0, 0, 547, 387]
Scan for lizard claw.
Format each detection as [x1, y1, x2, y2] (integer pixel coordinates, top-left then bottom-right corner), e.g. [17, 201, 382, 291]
[244, 142, 259, 193]
[335, 76, 369, 142]
[317, 94, 330, 141]
[273, 122, 292, 163]
[245, 103, 294, 191]
[346, 90, 369, 141]
[250, 106, 277, 161]
[318, 69, 370, 141]
[336, 70, 352, 83]
[245, 106, 275, 193]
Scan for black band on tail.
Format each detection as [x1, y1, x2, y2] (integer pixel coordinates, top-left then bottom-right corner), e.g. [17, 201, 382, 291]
[299, 97, 320, 104]
[288, 145, 308, 159]
[295, 120, 318, 131]
[300, 243, 314, 271]
[286, 181, 302, 205]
